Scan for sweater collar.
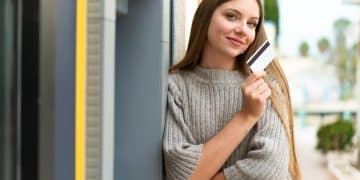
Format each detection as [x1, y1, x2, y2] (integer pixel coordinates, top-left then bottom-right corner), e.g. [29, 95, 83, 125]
[191, 66, 245, 83]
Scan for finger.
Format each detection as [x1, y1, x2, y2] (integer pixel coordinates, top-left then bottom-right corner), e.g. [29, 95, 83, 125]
[243, 81, 266, 98]
[248, 85, 267, 99]
[248, 78, 265, 91]
[255, 82, 269, 94]
[243, 71, 267, 86]
[260, 89, 272, 99]
[242, 76, 265, 90]
[257, 81, 269, 92]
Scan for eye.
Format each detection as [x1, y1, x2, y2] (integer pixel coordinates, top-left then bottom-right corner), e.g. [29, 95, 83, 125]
[247, 22, 258, 29]
[225, 13, 237, 21]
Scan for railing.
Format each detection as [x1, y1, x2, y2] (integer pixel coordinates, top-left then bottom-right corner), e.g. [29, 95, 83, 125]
[293, 101, 358, 125]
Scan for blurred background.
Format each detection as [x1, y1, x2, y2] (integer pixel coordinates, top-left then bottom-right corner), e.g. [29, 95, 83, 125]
[267, 0, 360, 179]
[266, 0, 360, 179]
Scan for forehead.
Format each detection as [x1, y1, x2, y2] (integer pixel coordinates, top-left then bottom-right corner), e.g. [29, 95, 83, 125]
[216, 0, 260, 17]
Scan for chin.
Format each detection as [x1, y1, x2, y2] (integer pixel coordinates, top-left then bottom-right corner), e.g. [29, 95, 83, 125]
[227, 51, 243, 59]
[220, 46, 245, 59]
[223, 47, 244, 57]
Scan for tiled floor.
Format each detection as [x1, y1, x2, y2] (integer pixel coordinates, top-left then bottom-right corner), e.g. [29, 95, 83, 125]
[295, 126, 337, 180]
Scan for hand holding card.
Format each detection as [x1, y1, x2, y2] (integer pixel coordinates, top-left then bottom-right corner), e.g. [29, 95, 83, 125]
[246, 40, 275, 72]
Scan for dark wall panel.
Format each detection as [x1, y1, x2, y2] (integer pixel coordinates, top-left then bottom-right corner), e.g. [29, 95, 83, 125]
[21, 0, 39, 179]
[54, 0, 76, 180]
[115, 0, 166, 179]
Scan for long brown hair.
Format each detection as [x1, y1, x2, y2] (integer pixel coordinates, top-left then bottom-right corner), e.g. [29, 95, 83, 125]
[170, 0, 301, 179]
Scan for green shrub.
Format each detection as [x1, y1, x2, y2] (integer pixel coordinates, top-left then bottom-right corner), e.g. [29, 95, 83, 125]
[316, 119, 355, 154]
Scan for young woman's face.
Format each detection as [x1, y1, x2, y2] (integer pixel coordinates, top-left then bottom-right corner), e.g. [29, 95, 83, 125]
[206, 0, 260, 59]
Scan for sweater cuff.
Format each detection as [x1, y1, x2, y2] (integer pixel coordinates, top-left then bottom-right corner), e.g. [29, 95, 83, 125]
[164, 144, 203, 179]
[223, 165, 242, 180]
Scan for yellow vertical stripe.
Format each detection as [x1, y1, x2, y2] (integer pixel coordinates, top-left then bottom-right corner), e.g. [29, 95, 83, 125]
[76, 0, 86, 180]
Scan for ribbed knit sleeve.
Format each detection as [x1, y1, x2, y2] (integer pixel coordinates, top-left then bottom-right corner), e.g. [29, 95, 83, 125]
[163, 74, 203, 180]
[223, 102, 291, 180]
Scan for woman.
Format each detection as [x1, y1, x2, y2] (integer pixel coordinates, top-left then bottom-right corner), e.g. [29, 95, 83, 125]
[163, 0, 301, 179]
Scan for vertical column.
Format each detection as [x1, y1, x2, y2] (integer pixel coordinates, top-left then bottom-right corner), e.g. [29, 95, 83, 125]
[171, 0, 198, 64]
[76, 0, 87, 179]
[115, 0, 169, 179]
[85, 0, 117, 179]
[172, 0, 186, 64]
[102, 0, 116, 179]
[39, 0, 55, 179]
[39, 0, 76, 180]
[86, 0, 103, 179]
[356, 9, 360, 168]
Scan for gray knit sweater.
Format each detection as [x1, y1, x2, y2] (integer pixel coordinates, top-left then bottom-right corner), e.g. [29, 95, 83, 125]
[163, 66, 291, 180]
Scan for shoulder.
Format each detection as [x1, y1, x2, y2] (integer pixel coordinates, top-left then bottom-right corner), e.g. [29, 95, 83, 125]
[168, 71, 186, 98]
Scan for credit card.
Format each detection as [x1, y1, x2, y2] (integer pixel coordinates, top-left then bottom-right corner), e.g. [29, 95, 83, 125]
[246, 40, 275, 72]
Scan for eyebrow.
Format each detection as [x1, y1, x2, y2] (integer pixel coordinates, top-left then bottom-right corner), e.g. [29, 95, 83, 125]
[226, 8, 260, 20]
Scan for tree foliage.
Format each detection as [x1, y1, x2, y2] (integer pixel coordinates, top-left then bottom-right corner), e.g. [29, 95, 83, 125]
[299, 41, 310, 57]
[264, 0, 280, 44]
[332, 18, 355, 100]
[317, 37, 330, 54]
[316, 119, 355, 154]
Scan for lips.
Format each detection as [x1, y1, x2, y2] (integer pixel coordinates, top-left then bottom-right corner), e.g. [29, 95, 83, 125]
[227, 37, 244, 47]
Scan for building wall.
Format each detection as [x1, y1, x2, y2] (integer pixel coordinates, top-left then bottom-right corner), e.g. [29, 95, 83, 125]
[115, 0, 169, 179]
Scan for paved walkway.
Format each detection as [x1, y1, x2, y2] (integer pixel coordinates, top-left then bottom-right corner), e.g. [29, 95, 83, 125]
[295, 126, 337, 180]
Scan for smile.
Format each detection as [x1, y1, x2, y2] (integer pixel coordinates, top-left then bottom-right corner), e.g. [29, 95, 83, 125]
[227, 37, 244, 47]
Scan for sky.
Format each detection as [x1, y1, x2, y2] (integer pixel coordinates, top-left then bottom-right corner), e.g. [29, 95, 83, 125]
[277, 0, 360, 57]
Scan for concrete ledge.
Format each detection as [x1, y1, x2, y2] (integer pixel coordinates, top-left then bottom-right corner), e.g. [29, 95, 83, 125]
[327, 151, 360, 180]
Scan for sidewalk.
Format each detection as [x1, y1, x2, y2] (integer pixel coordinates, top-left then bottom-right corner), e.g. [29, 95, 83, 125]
[295, 126, 337, 180]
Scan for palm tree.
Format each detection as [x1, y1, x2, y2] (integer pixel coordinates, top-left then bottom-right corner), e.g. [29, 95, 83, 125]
[333, 18, 353, 100]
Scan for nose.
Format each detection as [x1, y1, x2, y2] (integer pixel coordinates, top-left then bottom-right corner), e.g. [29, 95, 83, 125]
[234, 21, 247, 34]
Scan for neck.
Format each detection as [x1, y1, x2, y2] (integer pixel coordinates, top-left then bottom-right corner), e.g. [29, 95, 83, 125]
[200, 44, 236, 70]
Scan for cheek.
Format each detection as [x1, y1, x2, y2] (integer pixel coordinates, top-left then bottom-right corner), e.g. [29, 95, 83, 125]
[217, 21, 234, 34]
[209, 18, 232, 38]
[207, 22, 217, 42]
[247, 32, 256, 44]
[206, 28, 216, 47]
[207, 23, 225, 45]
